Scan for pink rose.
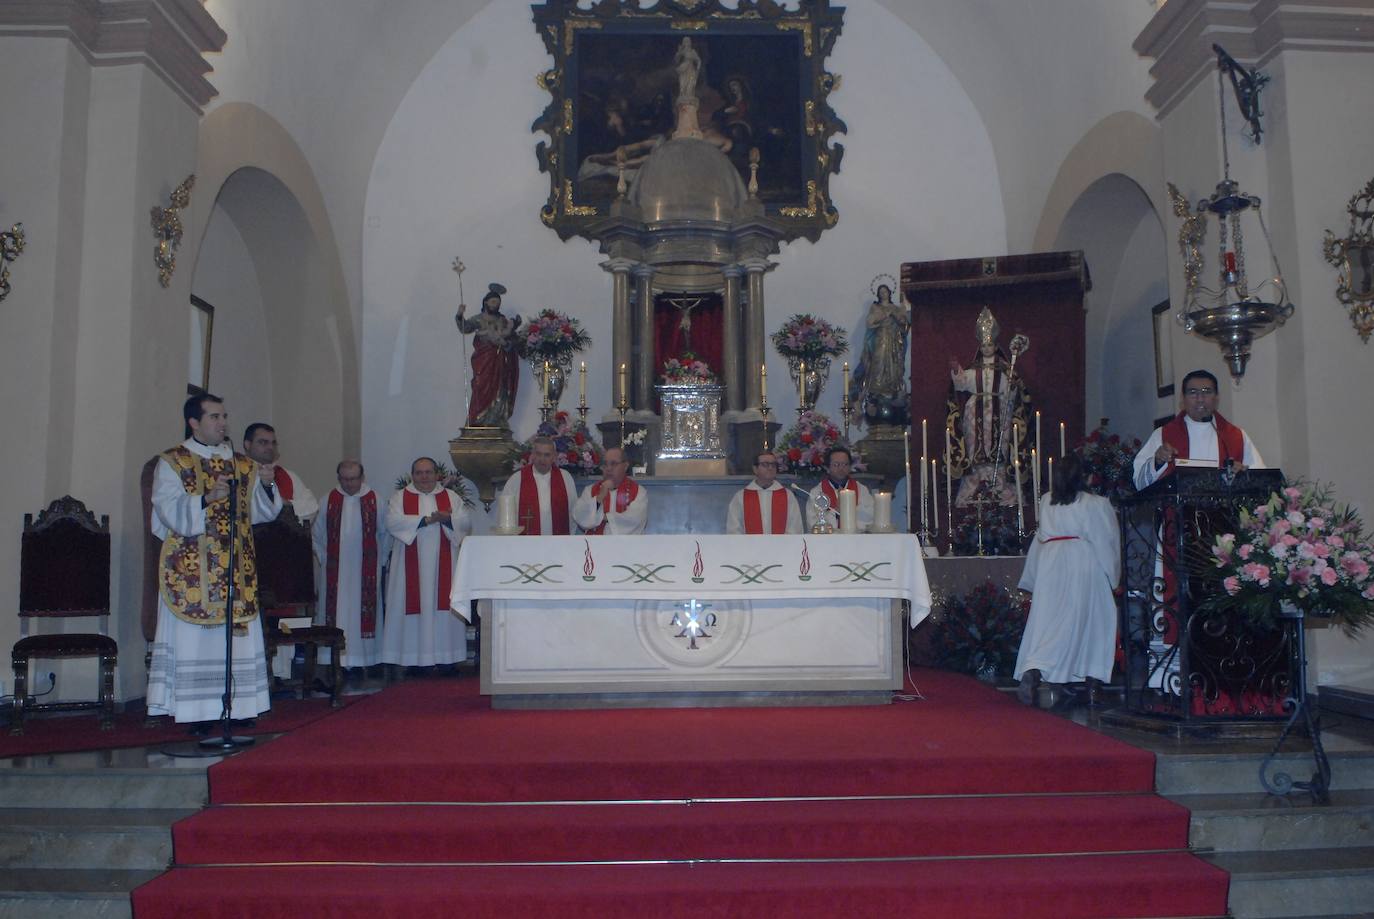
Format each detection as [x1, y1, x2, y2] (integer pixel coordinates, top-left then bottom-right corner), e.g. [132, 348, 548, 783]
[1238, 544, 1254, 560]
[1340, 554, 1369, 580]
[1223, 576, 1241, 595]
[1241, 562, 1271, 586]
[1321, 567, 1339, 586]
[1284, 486, 1302, 500]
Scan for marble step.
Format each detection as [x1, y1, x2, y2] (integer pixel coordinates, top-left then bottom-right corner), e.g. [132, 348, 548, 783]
[0, 868, 160, 919]
[1155, 750, 1374, 796]
[0, 808, 192, 870]
[1172, 789, 1374, 852]
[0, 768, 207, 810]
[1201, 846, 1374, 919]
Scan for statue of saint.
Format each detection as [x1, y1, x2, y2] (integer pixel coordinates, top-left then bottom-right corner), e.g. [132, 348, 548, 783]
[675, 37, 701, 104]
[455, 283, 522, 429]
[848, 283, 911, 425]
[947, 307, 1031, 506]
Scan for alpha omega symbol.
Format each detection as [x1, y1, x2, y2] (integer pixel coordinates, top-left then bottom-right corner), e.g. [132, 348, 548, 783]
[670, 598, 716, 650]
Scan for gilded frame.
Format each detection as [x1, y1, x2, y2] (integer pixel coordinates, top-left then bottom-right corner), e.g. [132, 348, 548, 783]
[531, 0, 846, 242]
[1322, 177, 1374, 343]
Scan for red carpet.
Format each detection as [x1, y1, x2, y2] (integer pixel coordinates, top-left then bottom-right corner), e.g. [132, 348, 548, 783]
[133, 669, 1230, 918]
[0, 694, 357, 759]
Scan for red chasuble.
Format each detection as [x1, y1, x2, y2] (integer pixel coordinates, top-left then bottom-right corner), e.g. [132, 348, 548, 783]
[402, 489, 452, 615]
[585, 479, 639, 535]
[323, 489, 379, 636]
[273, 465, 294, 500]
[743, 487, 791, 535]
[1159, 411, 1246, 473]
[517, 465, 570, 535]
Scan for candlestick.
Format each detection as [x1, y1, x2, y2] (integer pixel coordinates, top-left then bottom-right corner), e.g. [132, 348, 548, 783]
[618, 363, 628, 409]
[931, 458, 939, 535]
[797, 360, 807, 409]
[944, 428, 953, 532]
[760, 363, 767, 402]
[1059, 421, 1066, 458]
[919, 448, 928, 533]
[579, 361, 587, 406]
[543, 361, 551, 407]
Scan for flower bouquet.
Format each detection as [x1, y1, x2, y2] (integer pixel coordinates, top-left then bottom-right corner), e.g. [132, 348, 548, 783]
[771, 313, 849, 361]
[1202, 481, 1374, 636]
[515, 410, 604, 476]
[522, 309, 591, 362]
[931, 580, 1031, 681]
[660, 352, 717, 384]
[1073, 418, 1143, 502]
[776, 410, 858, 475]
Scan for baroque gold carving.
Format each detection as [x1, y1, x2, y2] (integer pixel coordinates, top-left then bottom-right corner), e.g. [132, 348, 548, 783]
[0, 222, 25, 304]
[150, 175, 194, 289]
[564, 180, 597, 218]
[777, 21, 813, 57]
[564, 19, 602, 56]
[1323, 177, 1374, 343]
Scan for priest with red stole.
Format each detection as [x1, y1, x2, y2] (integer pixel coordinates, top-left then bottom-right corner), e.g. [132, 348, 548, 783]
[381, 456, 471, 669]
[573, 447, 648, 535]
[1132, 369, 1265, 489]
[806, 446, 874, 532]
[312, 460, 389, 670]
[500, 435, 575, 536]
[727, 450, 803, 535]
[243, 423, 319, 521]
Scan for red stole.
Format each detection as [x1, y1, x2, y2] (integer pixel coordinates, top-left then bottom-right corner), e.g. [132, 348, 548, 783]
[743, 486, 791, 535]
[518, 465, 570, 536]
[273, 465, 294, 500]
[586, 478, 639, 535]
[820, 477, 859, 509]
[1160, 411, 1245, 473]
[324, 489, 379, 636]
[402, 488, 452, 615]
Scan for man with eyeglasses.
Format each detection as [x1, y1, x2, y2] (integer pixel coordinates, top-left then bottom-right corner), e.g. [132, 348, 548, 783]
[726, 451, 803, 535]
[1132, 368, 1265, 490]
[573, 446, 649, 535]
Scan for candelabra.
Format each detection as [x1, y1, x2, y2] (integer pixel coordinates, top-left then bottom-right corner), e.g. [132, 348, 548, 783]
[616, 396, 629, 448]
[577, 399, 589, 426]
[840, 392, 853, 442]
[760, 395, 773, 450]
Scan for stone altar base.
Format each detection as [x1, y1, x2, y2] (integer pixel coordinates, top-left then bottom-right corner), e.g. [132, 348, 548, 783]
[654, 457, 728, 477]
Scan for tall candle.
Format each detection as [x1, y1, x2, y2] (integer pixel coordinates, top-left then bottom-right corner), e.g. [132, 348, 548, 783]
[798, 360, 807, 406]
[922, 418, 929, 466]
[1031, 447, 1040, 509]
[931, 458, 939, 534]
[904, 428, 914, 529]
[760, 363, 767, 401]
[1059, 421, 1066, 458]
[873, 491, 892, 532]
[1035, 411, 1041, 458]
[842, 362, 850, 400]
[543, 361, 551, 406]
[838, 489, 858, 534]
[579, 360, 587, 405]
[1048, 456, 1054, 497]
[618, 363, 628, 408]
[497, 493, 517, 531]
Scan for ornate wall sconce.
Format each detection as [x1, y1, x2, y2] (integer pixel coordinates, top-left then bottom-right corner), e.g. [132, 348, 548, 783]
[0, 222, 24, 303]
[150, 175, 195, 288]
[1168, 45, 1294, 381]
[1323, 177, 1374, 343]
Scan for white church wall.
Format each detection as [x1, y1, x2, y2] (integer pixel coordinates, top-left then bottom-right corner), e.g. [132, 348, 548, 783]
[360, 0, 1006, 501]
[1097, 213, 1169, 442]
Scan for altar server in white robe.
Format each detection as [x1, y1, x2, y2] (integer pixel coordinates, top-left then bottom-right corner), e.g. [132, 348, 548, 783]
[805, 446, 874, 532]
[501, 435, 576, 536]
[312, 460, 389, 669]
[148, 393, 282, 724]
[727, 450, 803, 535]
[574, 447, 649, 535]
[381, 457, 472, 667]
[1014, 454, 1121, 703]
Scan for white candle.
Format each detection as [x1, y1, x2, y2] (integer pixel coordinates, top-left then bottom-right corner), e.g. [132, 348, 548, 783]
[497, 493, 517, 531]
[873, 491, 892, 532]
[1059, 421, 1066, 458]
[1031, 447, 1040, 511]
[931, 458, 939, 534]
[921, 418, 928, 463]
[838, 489, 857, 534]
[618, 363, 628, 408]
[1035, 411, 1041, 458]
[842, 361, 850, 399]
[1048, 456, 1055, 498]
[579, 361, 587, 405]
[798, 360, 807, 406]
[543, 361, 551, 406]
[919, 448, 927, 532]
[760, 364, 767, 402]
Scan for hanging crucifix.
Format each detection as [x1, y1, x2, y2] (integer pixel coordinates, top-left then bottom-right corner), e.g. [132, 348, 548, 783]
[664, 294, 707, 354]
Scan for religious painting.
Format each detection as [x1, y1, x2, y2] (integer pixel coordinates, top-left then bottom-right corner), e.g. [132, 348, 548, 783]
[189, 294, 215, 393]
[1151, 298, 1174, 398]
[531, 0, 846, 243]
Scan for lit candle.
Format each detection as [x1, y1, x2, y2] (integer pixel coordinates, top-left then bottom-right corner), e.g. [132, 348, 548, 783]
[922, 418, 929, 466]
[618, 363, 628, 408]
[842, 361, 850, 400]
[543, 361, 551, 406]
[1035, 411, 1041, 458]
[1048, 456, 1055, 497]
[579, 361, 587, 405]
[931, 458, 939, 534]
[1059, 421, 1066, 458]
[798, 360, 807, 407]
[1031, 447, 1040, 510]
[760, 363, 767, 402]
[904, 428, 914, 529]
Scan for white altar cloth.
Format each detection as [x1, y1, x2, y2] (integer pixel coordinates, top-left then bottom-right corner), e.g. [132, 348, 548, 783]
[450, 534, 931, 623]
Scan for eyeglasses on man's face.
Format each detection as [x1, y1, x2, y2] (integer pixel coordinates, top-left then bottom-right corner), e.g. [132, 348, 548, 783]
[1184, 388, 1216, 397]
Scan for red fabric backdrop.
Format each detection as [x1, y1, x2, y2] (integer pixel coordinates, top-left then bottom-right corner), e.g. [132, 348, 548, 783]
[653, 293, 724, 376]
[903, 252, 1089, 464]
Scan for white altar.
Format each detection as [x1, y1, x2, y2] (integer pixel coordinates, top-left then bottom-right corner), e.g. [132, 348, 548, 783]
[450, 534, 930, 708]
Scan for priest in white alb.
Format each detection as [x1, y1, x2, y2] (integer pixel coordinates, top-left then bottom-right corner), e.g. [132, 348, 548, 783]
[727, 450, 803, 535]
[573, 447, 648, 535]
[501, 435, 576, 536]
[148, 393, 282, 725]
[381, 456, 472, 668]
[1133, 369, 1263, 489]
[312, 460, 389, 670]
[806, 446, 874, 532]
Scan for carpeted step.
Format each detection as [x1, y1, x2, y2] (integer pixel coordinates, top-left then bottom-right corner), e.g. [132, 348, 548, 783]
[132, 852, 1231, 918]
[171, 794, 1191, 866]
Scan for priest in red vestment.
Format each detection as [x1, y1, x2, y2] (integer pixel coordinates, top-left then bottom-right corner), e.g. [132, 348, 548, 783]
[312, 460, 389, 670]
[1132, 369, 1265, 489]
[806, 446, 874, 532]
[242, 422, 318, 521]
[501, 435, 575, 535]
[727, 450, 803, 535]
[573, 447, 648, 535]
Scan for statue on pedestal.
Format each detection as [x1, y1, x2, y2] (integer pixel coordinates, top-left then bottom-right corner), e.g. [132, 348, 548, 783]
[948, 307, 1031, 507]
[848, 280, 911, 426]
[455, 282, 522, 429]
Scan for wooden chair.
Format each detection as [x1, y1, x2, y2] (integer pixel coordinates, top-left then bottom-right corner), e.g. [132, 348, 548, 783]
[255, 505, 345, 707]
[11, 496, 118, 735]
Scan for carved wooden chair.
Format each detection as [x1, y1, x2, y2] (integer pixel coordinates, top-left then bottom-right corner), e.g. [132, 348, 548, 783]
[255, 505, 345, 707]
[11, 496, 118, 735]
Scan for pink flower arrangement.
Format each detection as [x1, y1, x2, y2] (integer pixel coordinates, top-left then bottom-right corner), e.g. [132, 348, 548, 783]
[776, 410, 861, 475]
[522, 309, 591, 361]
[659, 352, 717, 384]
[1205, 481, 1374, 636]
[771, 314, 849, 361]
[514, 410, 603, 476]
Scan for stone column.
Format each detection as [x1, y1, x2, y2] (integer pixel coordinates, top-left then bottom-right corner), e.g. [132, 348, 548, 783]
[722, 265, 743, 412]
[742, 258, 769, 409]
[601, 258, 635, 411]
[634, 265, 655, 412]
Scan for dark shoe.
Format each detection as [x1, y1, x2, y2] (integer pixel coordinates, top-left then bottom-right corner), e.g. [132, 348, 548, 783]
[230, 718, 257, 728]
[1016, 670, 1040, 706]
